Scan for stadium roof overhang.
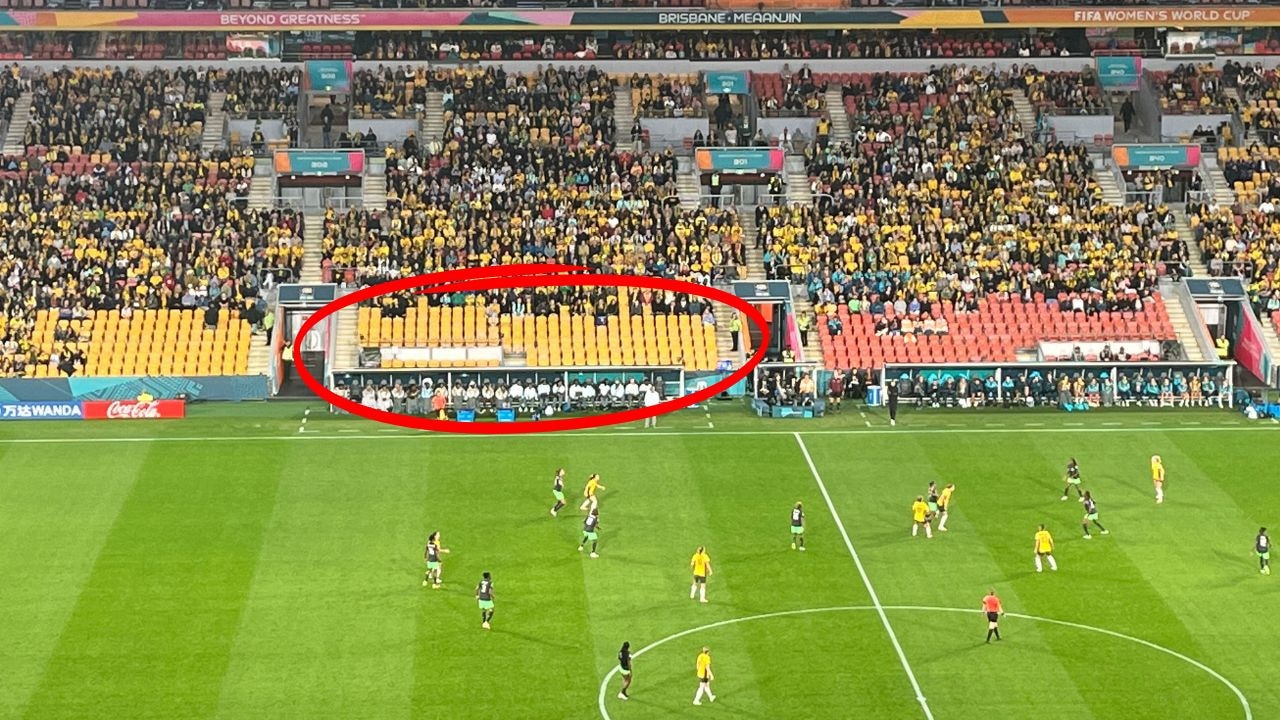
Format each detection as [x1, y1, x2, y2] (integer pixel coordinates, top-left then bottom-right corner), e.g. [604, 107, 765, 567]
[0, 5, 1271, 32]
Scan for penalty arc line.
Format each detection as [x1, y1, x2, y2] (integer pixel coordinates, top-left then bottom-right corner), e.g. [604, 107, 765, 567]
[793, 432, 935, 720]
[594, 605, 1252, 720]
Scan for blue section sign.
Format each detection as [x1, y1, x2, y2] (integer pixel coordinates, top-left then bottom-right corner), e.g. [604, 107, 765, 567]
[705, 71, 749, 95]
[1096, 56, 1142, 90]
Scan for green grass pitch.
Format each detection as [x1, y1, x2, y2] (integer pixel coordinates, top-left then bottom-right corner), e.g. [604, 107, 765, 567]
[0, 402, 1277, 719]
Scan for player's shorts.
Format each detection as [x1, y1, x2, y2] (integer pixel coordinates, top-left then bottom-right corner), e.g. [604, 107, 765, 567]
[937, 503, 948, 513]
[478, 599, 494, 610]
[913, 516, 927, 524]
[427, 561, 441, 570]
[699, 677, 711, 684]
[791, 525, 804, 535]
[1036, 550, 1052, 557]
[986, 612, 1000, 623]
[927, 502, 939, 513]
[1086, 512, 1099, 521]
[553, 490, 565, 501]
[1066, 477, 1081, 486]
[1260, 551, 1271, 560]
[693, 574, 707, 584]
[583, 531, 598, 541]
[618, 666, 631, 677]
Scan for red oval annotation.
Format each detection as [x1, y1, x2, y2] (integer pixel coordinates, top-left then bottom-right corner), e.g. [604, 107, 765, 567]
[292, 264, 770, 434]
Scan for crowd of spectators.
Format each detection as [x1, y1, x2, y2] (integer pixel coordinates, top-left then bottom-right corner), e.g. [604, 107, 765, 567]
[25, 67, 212, 159]
[320, 66, 751, 318]
[1153, 64, 1236, 115]
[359, 33, 600, 62]
[1188, 205, 1280, 295]
[756, 66, 827, 117]
[632, 73, 704, 118]
[762, 65, 1188, 353]
[223, 67, 300, 121]
[1020, 69, 1107, 116]
[353, 65, 429, 119]
[0, 149, 295, 377]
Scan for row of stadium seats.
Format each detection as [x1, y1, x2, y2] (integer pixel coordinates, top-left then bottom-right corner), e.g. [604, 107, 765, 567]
[817, 296, 1176, 369]
[27, 309, 252, 377]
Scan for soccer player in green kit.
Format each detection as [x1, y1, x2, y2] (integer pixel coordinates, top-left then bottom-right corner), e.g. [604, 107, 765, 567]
[476, 572, 495, 629]
[1081, 492, 1109, 539]
[422, 531, 449, 588]
[790, 502, 806, 551]
[1258, 528, 1271, 576]
[550, 468, 567, 517]
[579, 508, 601, 558]
[1061, 458, 1084, 501]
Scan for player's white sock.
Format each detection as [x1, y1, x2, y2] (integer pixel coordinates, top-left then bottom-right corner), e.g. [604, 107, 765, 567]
[1156, 487, 1164, 503]
[694, 686, 704, 704]
[1048, 555, 1058, 571]
[911, 524, 918, 537]
[690, 584, 697, 599]
[925, 525, 932, 539]
[1035, 555, 1043, 572]
[699, 586, 707, 602]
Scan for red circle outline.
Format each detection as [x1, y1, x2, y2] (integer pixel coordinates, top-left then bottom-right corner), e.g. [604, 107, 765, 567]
[292, 265, 771, 434]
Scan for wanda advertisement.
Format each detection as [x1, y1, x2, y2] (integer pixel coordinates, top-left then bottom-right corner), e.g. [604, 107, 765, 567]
[82, 399, 187, 420]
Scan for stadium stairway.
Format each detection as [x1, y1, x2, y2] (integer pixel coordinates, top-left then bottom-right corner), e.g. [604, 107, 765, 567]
[712, 303, 739, 362]
[1011, 89, 1037, 141]
[1173, 213, 1211, 277]
[790, 285, 822, 362]
[334, 306, 360, 370]
[364, 157, 386, 209]
[247, 335, 273, 377]
[1, 91, 31, 157]
[613, 83, 634, 147]
[423, 90, 445, 144]
[201, 91, 227, 155]
[1094, 160, 1126, 206]
[784, 155, 812, 205]
[1159, 282, 1210, 362]
[740, 211, 765, 281]
[248, 160, 273, 210]
[301, 211, 325, 283]
[823, 87, 852, 145]
[1200, 154, 1239, 208]
[676, 156, 701, 209]
[1265, 316, 1280, 368]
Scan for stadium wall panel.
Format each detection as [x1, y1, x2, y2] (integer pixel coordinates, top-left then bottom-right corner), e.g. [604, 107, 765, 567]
[0, 376, 270, 403]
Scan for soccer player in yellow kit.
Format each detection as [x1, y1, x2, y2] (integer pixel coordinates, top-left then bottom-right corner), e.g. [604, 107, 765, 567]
[693, 647, 716, 705]
[1151, 454, 1165, 504]
[1034, 524, 1058, 572]
[580, 473, 605, 512]
[937, 484, 955, 532]
[690, 546, 712, 603]
[911, 496, 932, 538]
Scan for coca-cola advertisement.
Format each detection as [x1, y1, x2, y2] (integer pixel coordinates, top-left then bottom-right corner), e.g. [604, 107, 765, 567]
[82, 399, 187, 421]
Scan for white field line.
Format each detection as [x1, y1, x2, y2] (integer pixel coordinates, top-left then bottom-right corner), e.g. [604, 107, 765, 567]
[793, 433, 935, 719]
[594, 605, 1252, 720]
[0, 423, 1270, 445]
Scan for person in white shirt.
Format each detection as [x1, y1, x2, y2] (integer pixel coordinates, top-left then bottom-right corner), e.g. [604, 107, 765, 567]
[643, 380, 662, 428]
[582, 383, 597, 408]
[509, 381, 525, 407]
[536, 379, 551, 400]
[611, 381, 626, 406]
[625, 379, 640, 405]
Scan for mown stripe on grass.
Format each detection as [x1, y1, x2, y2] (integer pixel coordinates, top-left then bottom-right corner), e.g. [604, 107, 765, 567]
[0, 443, 151, 719]
[21, 440, 288, 720]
